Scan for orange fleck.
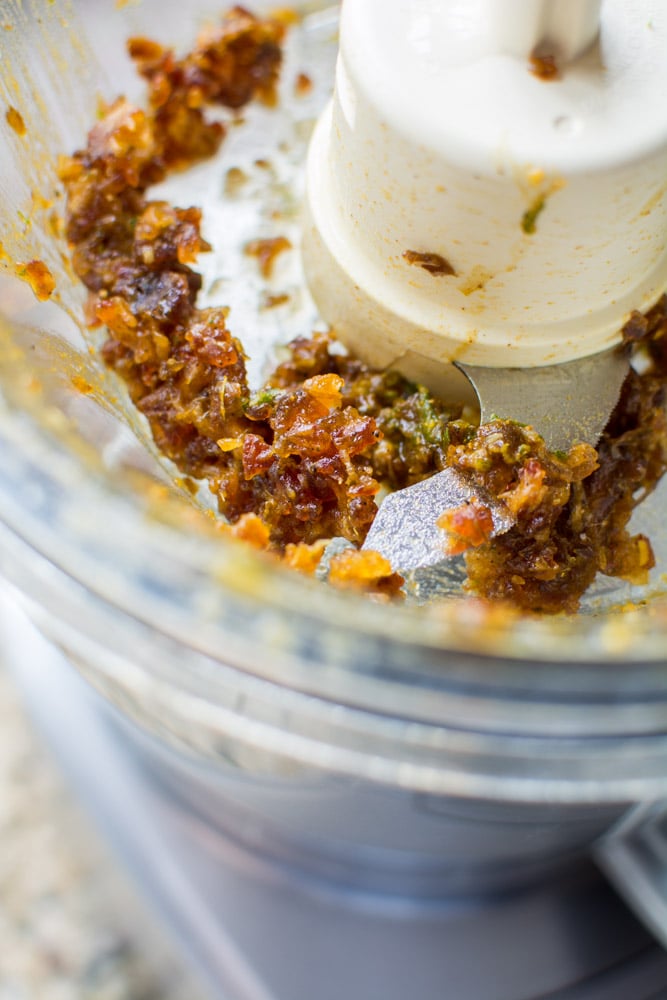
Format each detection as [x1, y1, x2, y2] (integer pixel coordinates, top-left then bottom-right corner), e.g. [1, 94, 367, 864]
[437, 498, 494, 556]
[303, 373, 343, 411]
[48, 211, 65, 240]
[71, 374, 94, 395]
[260, 291, 290, 310]
[294, 72, 312, 97]
[226, 513, 271, 549]
[31, 191, 53, 213]
[57, 155, 84, 183]
[217, 437, 243, 452]
[15, 259, 56, 300]
[95, 296, 138, 334]
[5, 105, 26, 136]
[330, 548, 392, 583]
[500, 459, 548, 517]
[328, 549, 404, 598]
[529, 51, 560, 81]
[284, 539, 328, 575]
[269, 7, 300, 26]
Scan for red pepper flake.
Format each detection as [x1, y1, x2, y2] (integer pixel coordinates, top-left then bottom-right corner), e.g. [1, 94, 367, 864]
[437, 498, 494, 556]
[15, 259, 56, 300]
[5, 105, 26, 135]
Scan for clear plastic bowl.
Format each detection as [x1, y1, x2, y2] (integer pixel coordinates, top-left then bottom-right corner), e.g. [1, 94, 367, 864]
[2, 2, 667, 996]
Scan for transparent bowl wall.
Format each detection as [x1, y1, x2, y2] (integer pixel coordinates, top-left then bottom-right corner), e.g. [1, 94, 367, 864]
[1, 0, 667, 892]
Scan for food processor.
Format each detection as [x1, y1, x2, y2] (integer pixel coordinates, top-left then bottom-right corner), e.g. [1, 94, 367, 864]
[2, 1, 667, 998]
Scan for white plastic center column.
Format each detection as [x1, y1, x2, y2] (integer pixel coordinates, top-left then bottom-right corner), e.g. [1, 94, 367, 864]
[303, 0, 667, 388]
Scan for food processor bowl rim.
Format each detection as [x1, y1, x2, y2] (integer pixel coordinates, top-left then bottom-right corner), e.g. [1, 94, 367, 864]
[1, 380, 666, 690]
[4, 368, 667, 799]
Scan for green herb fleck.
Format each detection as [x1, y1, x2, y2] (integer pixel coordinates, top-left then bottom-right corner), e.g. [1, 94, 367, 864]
[521, 195, 546, 235]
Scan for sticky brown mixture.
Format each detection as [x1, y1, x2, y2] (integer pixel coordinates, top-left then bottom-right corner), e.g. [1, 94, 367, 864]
[59, 6, 667, 612]
[59, 8, 383, 556]
[447, 300, 667, 613]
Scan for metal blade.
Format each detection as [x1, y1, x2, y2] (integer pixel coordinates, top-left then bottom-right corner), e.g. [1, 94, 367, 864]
[362, 466, 514, 575]
[456, 347, 629, 452]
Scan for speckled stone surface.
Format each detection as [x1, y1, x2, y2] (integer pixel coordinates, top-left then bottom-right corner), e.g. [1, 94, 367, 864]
[0, 664, 209, 1000]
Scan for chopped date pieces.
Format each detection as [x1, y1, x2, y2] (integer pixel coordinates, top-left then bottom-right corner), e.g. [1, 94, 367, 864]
[244, 235, 292, 278]
[403, 249, 456, 277]
[59, 7, 667, 612]
[452, 314, 667, 613]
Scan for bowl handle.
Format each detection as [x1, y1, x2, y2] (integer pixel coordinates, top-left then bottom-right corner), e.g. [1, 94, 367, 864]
[596, 801, 667, 948]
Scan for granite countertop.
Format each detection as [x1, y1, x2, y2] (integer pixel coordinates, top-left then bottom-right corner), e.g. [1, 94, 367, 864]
[0, 664, 209, 1000]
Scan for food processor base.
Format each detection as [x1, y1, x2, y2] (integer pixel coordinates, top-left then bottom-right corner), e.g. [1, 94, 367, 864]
[3, 593, 667, 1000]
